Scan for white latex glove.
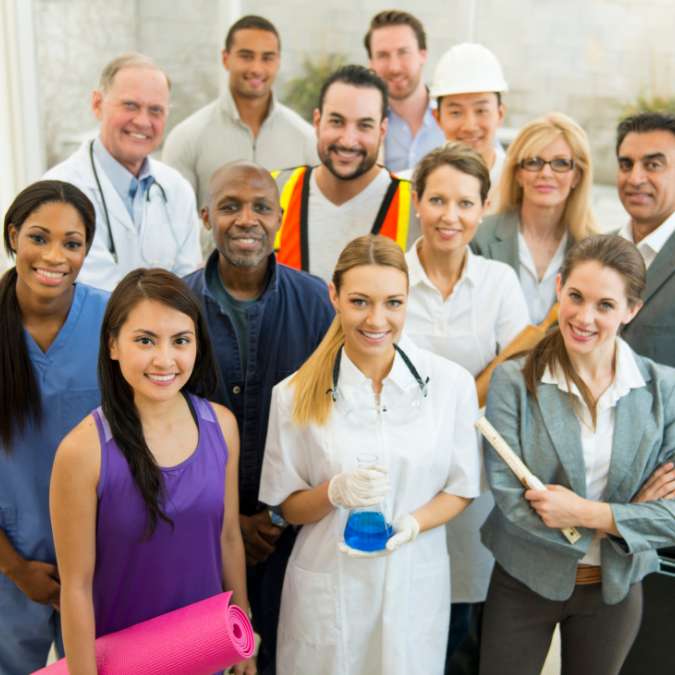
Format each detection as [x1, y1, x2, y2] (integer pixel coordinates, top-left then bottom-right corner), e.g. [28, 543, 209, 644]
[338, 541, 389, 558]
[385, 514, 420, 551]
[327, 466, 389, 509]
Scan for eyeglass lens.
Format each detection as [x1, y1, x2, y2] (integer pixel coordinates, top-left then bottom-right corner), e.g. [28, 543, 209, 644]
[521, 157, 575, 172]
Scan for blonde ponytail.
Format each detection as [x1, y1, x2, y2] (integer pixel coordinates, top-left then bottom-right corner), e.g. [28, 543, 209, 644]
[291, 317, 344, 426]
[291, 234, 409, 427]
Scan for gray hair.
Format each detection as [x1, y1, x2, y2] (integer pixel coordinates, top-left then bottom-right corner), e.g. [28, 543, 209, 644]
[98, 52, 171, 92]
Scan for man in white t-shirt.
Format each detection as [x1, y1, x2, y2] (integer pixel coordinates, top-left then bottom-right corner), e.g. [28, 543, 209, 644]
[272, 65, 419, 280]
[616, 111, 675, 367]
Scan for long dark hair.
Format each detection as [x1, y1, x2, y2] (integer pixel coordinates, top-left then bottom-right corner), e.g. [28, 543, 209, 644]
[522, 234, 646, 427]
[98, 268, 218, 535]
[0, 180, 96, 450]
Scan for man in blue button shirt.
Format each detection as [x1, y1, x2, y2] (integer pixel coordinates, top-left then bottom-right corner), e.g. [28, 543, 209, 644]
[365, 10, 444, 174]
[183, 161, 334, 675]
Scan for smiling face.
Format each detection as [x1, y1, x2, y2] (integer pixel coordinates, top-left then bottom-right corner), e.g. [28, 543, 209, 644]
[314, 82, 387, 181]
[414, 164, 485, 256]
[368, 24, 426, 101]
[516, 136, 579, 209]
[222, 28, 280, 101]
[202, 164, 281, 271]
[557, 260, 641, 363]
[329, 264, 407, 368]
[435, 92, 504, 163]
[10, 201, 88, 301]
[92, 66, 170, 176]
[617, 129, 675, 233]
[109, 299, 197, 405]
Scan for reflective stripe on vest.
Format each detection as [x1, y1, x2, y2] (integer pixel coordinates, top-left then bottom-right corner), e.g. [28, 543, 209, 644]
[272, 166, 412, 272]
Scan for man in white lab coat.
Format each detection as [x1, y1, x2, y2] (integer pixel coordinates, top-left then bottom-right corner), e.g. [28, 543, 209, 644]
[44, 52, 202, 291]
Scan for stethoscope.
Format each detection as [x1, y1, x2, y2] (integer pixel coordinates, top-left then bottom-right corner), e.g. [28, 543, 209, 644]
[89, 139, 169, 264]
[328, 343, 430, 404]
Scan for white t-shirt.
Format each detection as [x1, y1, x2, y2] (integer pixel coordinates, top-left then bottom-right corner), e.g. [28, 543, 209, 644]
[541, 338, 645, 565]
[306, 169, 392, 281]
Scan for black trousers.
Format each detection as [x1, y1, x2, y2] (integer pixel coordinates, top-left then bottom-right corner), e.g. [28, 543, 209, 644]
[246, 526, 297, 675]
[480, 564, 643, 675]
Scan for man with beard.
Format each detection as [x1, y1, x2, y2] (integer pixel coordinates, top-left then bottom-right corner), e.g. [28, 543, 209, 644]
[272, 65, 419, 281]
[365, 10, 444, 173]
[163, 15, 317, 212]
[183, 161, 334, 675]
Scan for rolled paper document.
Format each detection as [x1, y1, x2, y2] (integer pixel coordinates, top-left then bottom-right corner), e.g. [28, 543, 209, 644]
[33, 591, 254, 674]
[476, 416, 582, 545]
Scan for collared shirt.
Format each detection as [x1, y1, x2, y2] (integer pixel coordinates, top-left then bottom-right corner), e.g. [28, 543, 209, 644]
[405, 241, 529, 376]
[619, 210, 675, 269]
[384, 99, 445, 173]
[162, 88, 318, 209]
[518, 231, 568, 324]
[541, 338, 646, 565]
[93, 137, 154, 227]
[182, 253, 334, 514]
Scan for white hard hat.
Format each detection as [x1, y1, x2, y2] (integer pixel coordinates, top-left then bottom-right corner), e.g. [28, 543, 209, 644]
[430, 43, 508, 98]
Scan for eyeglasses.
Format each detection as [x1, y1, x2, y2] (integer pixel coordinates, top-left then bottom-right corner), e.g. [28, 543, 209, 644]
[519, 157, 575, 173]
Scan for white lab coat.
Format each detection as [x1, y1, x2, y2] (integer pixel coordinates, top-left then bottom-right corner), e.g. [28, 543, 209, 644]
[259, 339, 481, 675]
[44, 140, 202, 291]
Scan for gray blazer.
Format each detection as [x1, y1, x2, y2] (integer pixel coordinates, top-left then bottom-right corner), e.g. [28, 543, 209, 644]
[481, 355, 675, 605]
[622, 230, 675, 367]
[470, 210, 520, 273]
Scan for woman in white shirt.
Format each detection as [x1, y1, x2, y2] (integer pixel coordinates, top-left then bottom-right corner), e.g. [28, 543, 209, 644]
[259, 234, 481, 675]
[480, 234, 675, 675]
[472, 113, 597, 323]
[405, 142, 530, 671]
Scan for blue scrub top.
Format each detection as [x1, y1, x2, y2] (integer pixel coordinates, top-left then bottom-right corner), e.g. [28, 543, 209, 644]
[0, 282, 109, 566]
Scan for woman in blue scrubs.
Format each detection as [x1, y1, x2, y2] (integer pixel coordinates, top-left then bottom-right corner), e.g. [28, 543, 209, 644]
[0, 180, 108, 674]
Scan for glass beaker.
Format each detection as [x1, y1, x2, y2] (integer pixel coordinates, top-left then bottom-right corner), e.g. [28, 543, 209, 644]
[343, 454, 393, 552]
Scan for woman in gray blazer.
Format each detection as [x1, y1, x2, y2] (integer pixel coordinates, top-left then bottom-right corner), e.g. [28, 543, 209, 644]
[471, 113, 597, 324]
[479, 235, 675, 675]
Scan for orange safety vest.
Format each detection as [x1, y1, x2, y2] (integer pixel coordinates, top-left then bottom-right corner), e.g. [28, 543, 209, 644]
[270, 165, 414, 272]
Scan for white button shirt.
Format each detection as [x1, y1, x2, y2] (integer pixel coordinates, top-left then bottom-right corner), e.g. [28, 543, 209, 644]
[619, 210, 675, 269]
[517, 231, 568, 324]
[404, 241, 529, 602]
[541, 338, 646, 565]
[405, 241, 530, 377]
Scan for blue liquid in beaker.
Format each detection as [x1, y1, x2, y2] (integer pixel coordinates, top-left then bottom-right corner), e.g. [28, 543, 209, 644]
[344, 511, 394, 552]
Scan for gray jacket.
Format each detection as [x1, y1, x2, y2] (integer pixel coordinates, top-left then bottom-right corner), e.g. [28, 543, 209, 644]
[481, 355, 675, 605]
[622, 229, 675, 367]
[470, 210, 520, 272]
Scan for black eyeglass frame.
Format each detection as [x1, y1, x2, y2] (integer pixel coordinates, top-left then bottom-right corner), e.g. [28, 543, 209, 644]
[518, 157, 576, 173]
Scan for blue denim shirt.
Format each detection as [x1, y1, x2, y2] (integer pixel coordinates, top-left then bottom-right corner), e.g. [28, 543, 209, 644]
[384, 102, 445, 173]
[183, 252, 334, 514]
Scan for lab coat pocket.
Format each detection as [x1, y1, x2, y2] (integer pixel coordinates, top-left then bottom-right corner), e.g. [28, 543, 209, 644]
[285, 564, 337, 646]
[409, 556, 450, 651]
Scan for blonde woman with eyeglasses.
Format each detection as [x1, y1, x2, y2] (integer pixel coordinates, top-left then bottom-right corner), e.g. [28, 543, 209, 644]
[472, 112, 597, 323]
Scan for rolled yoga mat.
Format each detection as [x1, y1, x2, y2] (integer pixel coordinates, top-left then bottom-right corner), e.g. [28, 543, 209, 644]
[34, 591, 254, 674]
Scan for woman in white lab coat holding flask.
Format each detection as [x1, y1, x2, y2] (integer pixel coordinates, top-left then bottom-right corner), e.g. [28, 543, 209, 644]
[259, 234, 481, 675]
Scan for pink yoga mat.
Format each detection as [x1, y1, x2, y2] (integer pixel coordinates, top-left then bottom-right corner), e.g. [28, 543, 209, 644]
[33, 591, 254, 674]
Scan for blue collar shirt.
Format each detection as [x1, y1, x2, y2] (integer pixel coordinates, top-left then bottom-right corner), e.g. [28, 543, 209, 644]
[384, 98, 445, 173]
[93, 137, 155, 227]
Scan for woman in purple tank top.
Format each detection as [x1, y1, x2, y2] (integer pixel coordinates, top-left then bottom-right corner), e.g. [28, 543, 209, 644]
[49, 269, 255, 675]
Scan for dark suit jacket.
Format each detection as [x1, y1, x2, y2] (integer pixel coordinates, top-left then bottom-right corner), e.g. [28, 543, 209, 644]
[622, 229, 675, 367]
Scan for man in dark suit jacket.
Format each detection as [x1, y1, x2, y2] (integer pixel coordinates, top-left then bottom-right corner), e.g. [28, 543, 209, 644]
[616, 112, 675, 367]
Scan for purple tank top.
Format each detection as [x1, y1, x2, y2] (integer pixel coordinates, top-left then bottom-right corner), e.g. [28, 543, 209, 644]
[92, 394, 227, 637]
